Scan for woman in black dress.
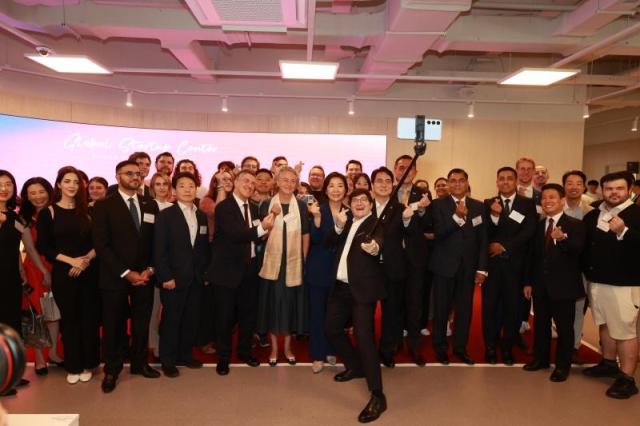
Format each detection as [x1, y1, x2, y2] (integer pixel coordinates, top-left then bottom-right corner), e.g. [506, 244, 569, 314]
[37, 166, 99, 385]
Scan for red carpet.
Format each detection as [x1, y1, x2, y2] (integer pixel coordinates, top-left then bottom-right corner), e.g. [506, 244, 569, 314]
[27, 286, 601, 366]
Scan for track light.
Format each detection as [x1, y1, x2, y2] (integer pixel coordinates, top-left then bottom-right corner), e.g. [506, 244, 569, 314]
[632, 116, 638, 132]
[348, 99, 355, 116]
[125, 91, 133, 108]
[221, 96, 228, 112]
[467, 102, 475, 118]
[583, 104, 590, 119]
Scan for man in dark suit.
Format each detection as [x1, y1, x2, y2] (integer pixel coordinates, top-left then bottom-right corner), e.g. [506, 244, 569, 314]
[208, 170, 275, 375]
[92, 160, 161, 393]
[154, 172, 210, 377]
[523, 183, 585, 382]
[325, 188, 387, 424]
[107, 152, 152, 199]
[429, 168, 488, 365]
[393, 155, 430, 364]
[482, 166, 537, 365]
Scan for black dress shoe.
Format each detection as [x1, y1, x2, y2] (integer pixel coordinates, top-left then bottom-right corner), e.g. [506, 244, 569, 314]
[502, 350, 514, 366]
[435, 350, 450, 365]
[606, 374, 639, 399]
[485, 349, 497, 365]
[358, 393, 387, 423]
[523, 360, 550, 371]
[101, 374, 117, 393]
[550, 368, 569, 382]
[239, 355, 260, 367]
[582, 359, 620, 378]
[130, 364, 161, 378]
[409, 350, 426, 367]
[334, 369, 365, 382]
[216, 359, 230, 376]
[179, 359, 203, 369]
[161, 364, 180, 378]
[453, 351, 475, 365]
[36, 366, 49, 376]
[0, 388, 17, 397]
[379, 352, 395, 368]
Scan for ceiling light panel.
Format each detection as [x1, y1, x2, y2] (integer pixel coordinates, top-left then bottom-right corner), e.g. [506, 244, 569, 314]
[25, 54, 111, 74]
[279, 61, 339, 80]
[499, 68, 579, 86]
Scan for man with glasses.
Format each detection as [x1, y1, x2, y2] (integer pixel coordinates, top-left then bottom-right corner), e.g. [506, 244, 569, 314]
[93, 160, 161, 393]
[308, 166, 326, 203]
[107, 152, 153, 199]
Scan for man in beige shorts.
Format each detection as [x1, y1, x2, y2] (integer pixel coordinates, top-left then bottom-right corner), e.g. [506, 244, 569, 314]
[582, 171, 640, 399]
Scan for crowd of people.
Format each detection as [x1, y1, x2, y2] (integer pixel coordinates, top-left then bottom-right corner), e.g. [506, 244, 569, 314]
[1, 151, 639, 423]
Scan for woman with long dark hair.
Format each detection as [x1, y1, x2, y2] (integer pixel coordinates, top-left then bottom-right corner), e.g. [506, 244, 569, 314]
[36, 166, 99, 385]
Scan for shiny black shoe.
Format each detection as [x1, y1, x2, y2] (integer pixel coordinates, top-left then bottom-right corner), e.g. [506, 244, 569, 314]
[453, 351, 475, 365]
[161, 364, 180, 378]
[101, 374, 117, 393]
[35, 366, 49, 376]
[550, 368, 569, 382]
[379, 352, 395, 368]
[130, 364, 161, 378]
[435, 350, 450, 365]
[485, 349, 497, 365]
[216, 359, 230, 376]
[334, 369, 365, 382]
[16, 379, 29, 387]
[502, 350, 514, 366]
[523, 360, 550, 371]
[358, 393, 387, 423]
[583, 360, 620, 378]
[606, 374, 639, 399]
[178, 359, 203, 369]
[239, 355, 260, 367]
[409, 350, 426, 367]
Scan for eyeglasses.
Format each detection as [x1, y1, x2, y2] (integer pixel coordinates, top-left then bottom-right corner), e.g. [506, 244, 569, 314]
[119, 171, 141, 178]
[351, 196, 370, 204]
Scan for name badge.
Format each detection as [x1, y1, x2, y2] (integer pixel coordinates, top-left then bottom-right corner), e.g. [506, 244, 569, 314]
[508, 210, 525, 224]
[14, 221, 25, 233]
[199, 225, 207, 235]
[472, 215, 483, 227]
[252, 219, 261, 227]
[143, 213, 155, 224]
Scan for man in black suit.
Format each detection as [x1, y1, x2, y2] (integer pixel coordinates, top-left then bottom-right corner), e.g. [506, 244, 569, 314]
[482, 166, 537, 365]
[393, 155, 430, 364]
[154, 172, 210, 377]
[582, 171, 640, 399]
[92, 160, 161, 393]
[325, 188, 387, 424]
[208, 170, 276, 375]
[429, 168, 488, 365]
[523, 183, 585, 382]
[370, 167, 417, 368]
[106, 152, 152, 199]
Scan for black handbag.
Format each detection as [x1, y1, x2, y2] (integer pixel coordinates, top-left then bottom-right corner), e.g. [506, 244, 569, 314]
[21, 290, 52, 349]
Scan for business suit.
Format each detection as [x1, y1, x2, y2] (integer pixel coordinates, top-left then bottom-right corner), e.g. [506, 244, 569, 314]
[92, 192, 158, 376]
[154, 203, 209, 366]
[325, 214, 385, 392]
[429, 196, 487, 355]
[107, 183, 152, 200]
[208, 195, 262, 361]
[528, 214, 585, 369]
[482, 195, 537, 355]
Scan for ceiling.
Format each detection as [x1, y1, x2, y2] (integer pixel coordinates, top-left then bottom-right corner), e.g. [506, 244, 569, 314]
[2, 0, 640, 121]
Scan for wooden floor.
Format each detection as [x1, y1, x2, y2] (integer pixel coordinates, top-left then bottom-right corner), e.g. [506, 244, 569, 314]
[2, 362, 639, 426]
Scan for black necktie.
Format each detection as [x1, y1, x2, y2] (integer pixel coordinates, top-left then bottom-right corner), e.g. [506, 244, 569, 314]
[129, 197, 140, 231]
[243, 203, 251, 262]
[503, 198, 511, 216]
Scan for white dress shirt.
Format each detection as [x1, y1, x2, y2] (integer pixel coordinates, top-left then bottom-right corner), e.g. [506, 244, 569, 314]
[336, 213, 371, 283]
[518, 184, 533, 199]
[177, 201, 198, 247]
[232, 193, 266, 258]
[490, 193, 516, 225]
[451, 195, 467, 227]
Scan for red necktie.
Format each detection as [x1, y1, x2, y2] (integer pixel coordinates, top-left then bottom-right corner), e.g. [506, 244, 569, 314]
[544, 218, 554, 253]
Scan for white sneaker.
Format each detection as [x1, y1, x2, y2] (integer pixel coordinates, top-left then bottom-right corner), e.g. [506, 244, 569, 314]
[446, 322, 452, 337]
[311, 361, 324, 374]
[66, 374, 80, 385]
[326, 355, 337, 366]
[79, 370, 93, 382]
[420, 328, 431, 336]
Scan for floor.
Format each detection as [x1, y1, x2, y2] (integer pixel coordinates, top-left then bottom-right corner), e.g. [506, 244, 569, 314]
[2, 362, 639, 426]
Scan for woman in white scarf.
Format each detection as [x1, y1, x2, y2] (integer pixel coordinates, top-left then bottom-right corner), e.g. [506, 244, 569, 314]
[257, 167, 310, 365]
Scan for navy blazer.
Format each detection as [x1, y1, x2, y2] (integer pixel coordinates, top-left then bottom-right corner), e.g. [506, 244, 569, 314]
[154, 203, 210, 289]
[428, 196, 488, 278]
[305, 202, 339, 288]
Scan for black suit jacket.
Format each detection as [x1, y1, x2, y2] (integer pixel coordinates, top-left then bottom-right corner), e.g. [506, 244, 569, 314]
[373, 200, 409, 281]
[107, 183, 152, 201]
[396, 185, 429, 269]
[154, 203, 210, 289]
[484, 194, 537, 268]
[528, 214, 585, 300]
[208, 196, 262, 288]
[327, 214, 386, 304]
[428, 196, 488, 278]
[92, 193, 158, 290]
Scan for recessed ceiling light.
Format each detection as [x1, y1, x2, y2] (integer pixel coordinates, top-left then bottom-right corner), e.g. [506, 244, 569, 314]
[25, 54, 112, 74]
[279, 60, 339, 80]
[498, 67, 579, 86]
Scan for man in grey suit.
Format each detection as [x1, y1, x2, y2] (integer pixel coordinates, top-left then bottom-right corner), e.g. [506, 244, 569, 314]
[429, 168, 488, 365]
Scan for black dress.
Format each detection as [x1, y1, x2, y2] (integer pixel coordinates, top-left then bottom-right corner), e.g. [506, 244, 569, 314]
[0, 211, 25, 334]
[37, 205, 99, 374]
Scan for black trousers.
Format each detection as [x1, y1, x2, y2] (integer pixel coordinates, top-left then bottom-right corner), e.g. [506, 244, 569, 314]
[402, 267, 424, 352]
[325, 282, 382, 393]
[419, 269, 433, 328]
[101, 283, 153, 376]
[532, 286, 575, 369]
[51, 265, 100, 374]
[213, 259, 258, 360]
[196, 283, 216, 347]
[432, 267, 475, 353]
[159, 281, 202, 365]
[482, 258, 521, 352]
[379, 277, 404, 355]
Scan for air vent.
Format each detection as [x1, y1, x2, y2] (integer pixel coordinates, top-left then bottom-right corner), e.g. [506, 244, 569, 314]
[185, 0, 306, 29]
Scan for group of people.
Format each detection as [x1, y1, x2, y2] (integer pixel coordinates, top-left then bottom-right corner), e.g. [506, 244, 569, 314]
[1, 150, 639, 423]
